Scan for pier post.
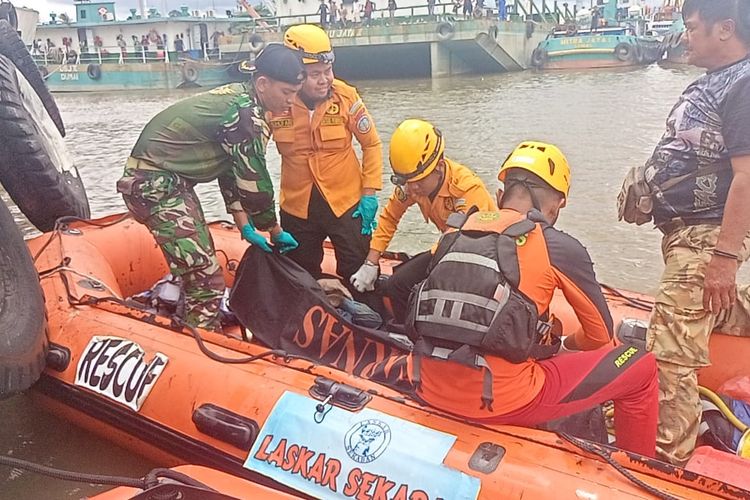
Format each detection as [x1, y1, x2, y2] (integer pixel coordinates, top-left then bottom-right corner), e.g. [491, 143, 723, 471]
[429, 42, 472, 78]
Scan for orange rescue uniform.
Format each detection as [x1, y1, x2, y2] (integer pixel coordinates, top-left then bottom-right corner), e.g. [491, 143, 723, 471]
[269, 79, 383, 219]
[371, 159, 496, 253]
[411, 209, 614, 418]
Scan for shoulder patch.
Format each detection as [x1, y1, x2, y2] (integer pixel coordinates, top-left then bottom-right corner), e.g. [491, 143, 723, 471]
[395, 186, 407, 202]
[356, 114, 372, 134]
[349, 98, 364, 115]
[209, 84, 237, 96]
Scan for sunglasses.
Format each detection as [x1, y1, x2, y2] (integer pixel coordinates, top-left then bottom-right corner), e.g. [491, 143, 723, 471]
[300, 50, 335, 64]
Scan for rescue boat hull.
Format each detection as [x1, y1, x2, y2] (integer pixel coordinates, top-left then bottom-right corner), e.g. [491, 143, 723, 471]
[28, 214, 750, 499]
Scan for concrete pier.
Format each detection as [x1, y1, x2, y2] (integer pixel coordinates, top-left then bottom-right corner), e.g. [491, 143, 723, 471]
[225, 18, 554, 79]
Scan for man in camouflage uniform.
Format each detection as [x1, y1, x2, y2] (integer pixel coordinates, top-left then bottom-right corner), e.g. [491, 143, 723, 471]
[620, 0, 750, 464]
[116, 44, 306, 331]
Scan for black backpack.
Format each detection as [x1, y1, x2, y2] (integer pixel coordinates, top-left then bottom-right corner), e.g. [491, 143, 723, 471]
[405, 213, 560, 410]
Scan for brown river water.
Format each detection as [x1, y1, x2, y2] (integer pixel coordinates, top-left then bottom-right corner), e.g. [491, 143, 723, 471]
[3, 63, 746, 498]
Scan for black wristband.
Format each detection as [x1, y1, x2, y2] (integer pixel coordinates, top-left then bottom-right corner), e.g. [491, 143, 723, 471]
[713, 249, 739, 260]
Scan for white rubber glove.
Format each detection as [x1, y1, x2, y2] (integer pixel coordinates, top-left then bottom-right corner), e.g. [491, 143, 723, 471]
[557, 335, 577, 355]
[350, 261, 378, 293]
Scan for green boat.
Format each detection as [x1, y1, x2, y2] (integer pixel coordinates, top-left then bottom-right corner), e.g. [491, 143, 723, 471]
[30, 0, 262, 92]
[530, 1, 663, 70]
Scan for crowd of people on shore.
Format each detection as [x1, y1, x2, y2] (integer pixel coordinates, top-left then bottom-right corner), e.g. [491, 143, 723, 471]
[119, 0, 750, 467]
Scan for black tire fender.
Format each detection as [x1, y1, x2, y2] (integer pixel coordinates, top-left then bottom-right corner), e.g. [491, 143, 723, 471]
[436, 21, 455, 41]
[86, 63, 102, 80]
[249, 33, 265, 54]
[0, 2, 18, 29]
[488, 24, 499, 40]
[0, 198, 47, 399]
[0, 54, 90, 232]
[632, 43, 644, 64]
[531, 47, 548, 68]
[181, 61, 199, 83]
[614, 42, 632, 62]
[0, 20, 65, 137]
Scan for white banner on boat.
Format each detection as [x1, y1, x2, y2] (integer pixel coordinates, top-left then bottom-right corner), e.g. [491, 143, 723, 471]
[244, 391, 481, 499]
[74, 336, 169, 412]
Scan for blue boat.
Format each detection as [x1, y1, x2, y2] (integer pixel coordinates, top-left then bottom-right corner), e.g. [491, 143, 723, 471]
[531, 1, 663, 70]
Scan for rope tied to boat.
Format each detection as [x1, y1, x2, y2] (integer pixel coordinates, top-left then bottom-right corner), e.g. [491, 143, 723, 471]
[558, 433, 681, 500]
[0, 454, 223, 494]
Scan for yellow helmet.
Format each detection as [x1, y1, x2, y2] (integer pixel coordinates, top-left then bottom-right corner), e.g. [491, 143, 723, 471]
[497, 141, 571, 200]
[283, 24, 334, 65]
[389, 119, 445, 185]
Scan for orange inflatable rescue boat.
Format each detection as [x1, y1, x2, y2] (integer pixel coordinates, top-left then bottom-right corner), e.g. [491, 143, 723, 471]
[27, 214, 750, 499]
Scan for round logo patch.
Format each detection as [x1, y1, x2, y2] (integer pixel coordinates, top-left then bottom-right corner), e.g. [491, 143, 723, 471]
[395, 186, 407, 202]
[327, 103, 339, 114]
[344, 419, 391, 464]
[444, 198, 455, 211]
[356, 115, 372, 134]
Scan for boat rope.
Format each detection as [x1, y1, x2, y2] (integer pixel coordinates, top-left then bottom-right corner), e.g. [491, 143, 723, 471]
[38, 265, 123, 299]
[32, 214, 130, 263]
[600, 283, 654, 311]
[558, 433, 681, 500]
[0, 455, 218, 493]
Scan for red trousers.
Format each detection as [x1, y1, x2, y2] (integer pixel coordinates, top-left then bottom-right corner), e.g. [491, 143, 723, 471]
[476, 344, 659, 457]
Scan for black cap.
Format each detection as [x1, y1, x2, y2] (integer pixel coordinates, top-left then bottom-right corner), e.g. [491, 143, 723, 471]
[239, 43, 305, 85]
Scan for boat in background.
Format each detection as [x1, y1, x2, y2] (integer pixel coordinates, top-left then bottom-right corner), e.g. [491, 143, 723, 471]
[662, 17, 687, 64]
[531, 0, 662, 70]
[30, 0, 267, 91]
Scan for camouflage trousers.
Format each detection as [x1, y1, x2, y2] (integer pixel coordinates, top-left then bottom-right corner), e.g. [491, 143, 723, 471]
[646, 224, 750, 465]
[117, 162, 225, 331]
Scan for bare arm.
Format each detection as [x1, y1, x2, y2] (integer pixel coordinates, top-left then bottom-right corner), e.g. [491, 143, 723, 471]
[703, 155, 750, 313]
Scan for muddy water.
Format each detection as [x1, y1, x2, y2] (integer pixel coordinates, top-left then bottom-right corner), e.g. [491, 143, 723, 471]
[4, 63, 742, 498]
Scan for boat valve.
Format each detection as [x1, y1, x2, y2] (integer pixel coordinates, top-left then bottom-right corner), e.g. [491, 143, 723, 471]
[309, 376, 373, 424]
[315, 394, 333, 414]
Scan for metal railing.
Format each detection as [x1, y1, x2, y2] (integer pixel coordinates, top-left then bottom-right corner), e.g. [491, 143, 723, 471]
[508, 0, 576, 24]
[31, 42, 228, 67]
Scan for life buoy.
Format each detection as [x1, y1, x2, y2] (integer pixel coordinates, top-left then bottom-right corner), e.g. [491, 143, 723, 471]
[565, 23, 577, 37]
[249, 33, 265, 54]
[0, 53, 91, 232]
[0, 20, 65, 136]
[614, 42, 633, 62]
[531, 47, 548, 68]
[0, 198, 47, 399]
[436, 21, 455, 41]
[670, 31, 683, 49]
[87, 63, 102, 80]
[488, 25, 499, 40]
[181, 62, 199, 83]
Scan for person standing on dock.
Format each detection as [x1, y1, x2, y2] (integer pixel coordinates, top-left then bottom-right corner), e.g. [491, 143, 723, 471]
[272, 24, 383, 288]
[349, 119, 496, 323]
[317, 0, 330, 27]
[116, 45, 305, 332]
[618, 0, 750, 465]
